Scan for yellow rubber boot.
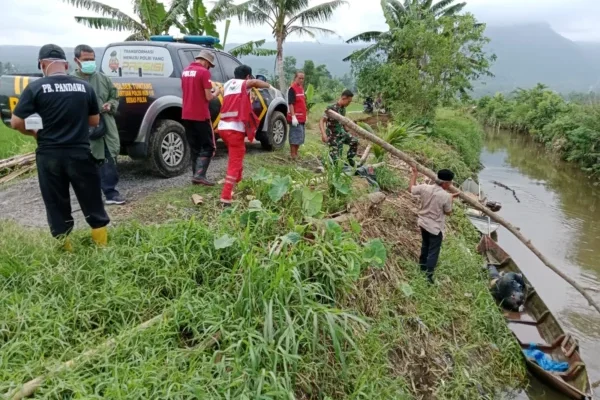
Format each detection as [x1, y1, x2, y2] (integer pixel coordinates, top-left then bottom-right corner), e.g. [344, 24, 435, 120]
[91, 227, 108, 247]
[62, 237, 74, 252]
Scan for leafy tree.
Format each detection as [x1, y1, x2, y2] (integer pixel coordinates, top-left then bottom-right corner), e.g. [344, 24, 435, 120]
[233, 0, 347, 91]
[63, 0, 184, 40]
[302, 60, 317, 87]
[354, 12, 494, 120]
[283, 56, 298, 85]
[344, 0, 466, 61]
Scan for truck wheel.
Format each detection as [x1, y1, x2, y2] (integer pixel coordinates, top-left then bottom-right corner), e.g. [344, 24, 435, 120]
[146, 119, 190, 178]
[260, 111, 287, 151]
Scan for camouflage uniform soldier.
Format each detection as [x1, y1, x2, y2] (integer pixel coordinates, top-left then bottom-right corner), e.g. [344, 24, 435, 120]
[320, 90, 358, 166]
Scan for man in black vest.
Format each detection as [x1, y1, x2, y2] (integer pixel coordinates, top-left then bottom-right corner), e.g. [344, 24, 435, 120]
[10, 44, 110, 250]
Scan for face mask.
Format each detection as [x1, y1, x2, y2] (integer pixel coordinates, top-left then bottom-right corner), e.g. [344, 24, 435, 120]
[79, 60, 96, 74]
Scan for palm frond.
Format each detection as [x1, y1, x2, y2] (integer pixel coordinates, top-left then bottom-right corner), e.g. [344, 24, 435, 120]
[136, 0, 168, 34]
[345, 31, 383, 44]
[342, 43, 379, 62]
[73, 16, 143, 32]
[164, 0, 189, 31]
[207, 0, 236, 21]
[287, 0, 347, 26]
[288, 25, 339, 39]
[228, 39, 277, 58]
[62, 0, 131, 19]
[430, 0, 458, 13]
[436, 1, 465, 16]
[381, 0, 405, 27]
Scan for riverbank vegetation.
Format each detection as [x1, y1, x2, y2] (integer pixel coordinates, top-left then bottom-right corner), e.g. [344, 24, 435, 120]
[0, 125, 525, 397]
[476, 84, 600, 177]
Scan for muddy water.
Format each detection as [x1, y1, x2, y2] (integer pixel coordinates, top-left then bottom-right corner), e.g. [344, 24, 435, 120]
[479, 130, 600, 399]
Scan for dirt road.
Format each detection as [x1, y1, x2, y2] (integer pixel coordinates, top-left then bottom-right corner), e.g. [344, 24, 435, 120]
[0, 142, 266, 229]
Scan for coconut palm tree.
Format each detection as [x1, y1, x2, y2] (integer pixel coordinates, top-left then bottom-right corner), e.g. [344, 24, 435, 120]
[344, 0, 466, 61]
[63, 0, 185, 40]
[233, 0, 347, 91]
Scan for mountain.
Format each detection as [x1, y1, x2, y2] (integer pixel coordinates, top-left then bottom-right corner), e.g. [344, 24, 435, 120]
[476, 23, 600, 95]
[2, 23, 600, 95]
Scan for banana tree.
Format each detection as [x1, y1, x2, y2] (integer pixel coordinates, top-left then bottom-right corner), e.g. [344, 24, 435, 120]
[174, 0, 276, 58]
[63, 0, 185, 40]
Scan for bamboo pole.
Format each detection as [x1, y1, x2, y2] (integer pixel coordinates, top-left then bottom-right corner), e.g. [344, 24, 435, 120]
[0, 153, 35, 170]
[326, 109, 600, 316]
[358, 144, 372, 166]
[7, 314, 166, 400]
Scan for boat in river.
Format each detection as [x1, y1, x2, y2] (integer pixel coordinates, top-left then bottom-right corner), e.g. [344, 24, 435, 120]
[459, 178, 501, 236]
[477, 235, 594, 400]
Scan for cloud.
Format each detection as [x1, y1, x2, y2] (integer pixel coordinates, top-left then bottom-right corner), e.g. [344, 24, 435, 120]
[1, 0, 600, 48]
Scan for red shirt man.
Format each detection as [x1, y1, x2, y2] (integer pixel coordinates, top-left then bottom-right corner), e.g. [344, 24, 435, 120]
[287, 71, 306, 160]
[181, 50, 216, 185]
[218, 65, 270, 206]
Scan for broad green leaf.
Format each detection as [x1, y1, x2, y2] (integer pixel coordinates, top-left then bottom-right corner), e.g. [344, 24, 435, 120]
[302, 188, 323, 217]
[252, 167, 272, 182]
[248, 199, 263, 210]
[268, 175, 292, 202]
[401, 282, 414, 298]
[350, 220, 362, 234]
[333, 180, 351, 195]
[281, 232, 302, 245]
[214, 234, 236, 249]
[363, 239, 387, 268]
[325, 220, 343, 236]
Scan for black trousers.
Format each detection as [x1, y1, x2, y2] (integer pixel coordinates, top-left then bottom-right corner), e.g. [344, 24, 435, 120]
[99, 143, 120, 200]
[36, 150, 110, 238]
[419, 227, 443, 282]
[183, 119, 215, 163]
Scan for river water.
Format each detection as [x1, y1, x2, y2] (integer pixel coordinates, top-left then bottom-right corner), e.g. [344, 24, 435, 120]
[479, 130, 600, 399]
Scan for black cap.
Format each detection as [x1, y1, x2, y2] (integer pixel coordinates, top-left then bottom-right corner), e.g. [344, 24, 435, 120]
[437, 169, 454, 182]
[38, 44, 67, 69]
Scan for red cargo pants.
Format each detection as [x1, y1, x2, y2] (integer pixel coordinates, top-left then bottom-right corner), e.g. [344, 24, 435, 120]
[219, 129, 246, 203]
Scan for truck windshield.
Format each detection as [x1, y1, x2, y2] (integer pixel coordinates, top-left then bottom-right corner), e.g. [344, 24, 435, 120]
[101, 45, 175, 78]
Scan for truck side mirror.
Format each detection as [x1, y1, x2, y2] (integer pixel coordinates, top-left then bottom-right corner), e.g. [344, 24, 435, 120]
[256, 74, 267, 82]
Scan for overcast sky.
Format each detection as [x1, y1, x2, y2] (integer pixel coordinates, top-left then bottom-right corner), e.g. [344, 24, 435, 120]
[1, 0, 599, 47]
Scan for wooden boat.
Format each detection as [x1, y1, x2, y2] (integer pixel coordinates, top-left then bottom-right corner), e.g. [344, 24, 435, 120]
[477, 235, 594, 399]
[459, 178, 501, 235]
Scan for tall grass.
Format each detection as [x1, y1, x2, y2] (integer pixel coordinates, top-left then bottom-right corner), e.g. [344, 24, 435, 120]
[0, 116, 524, 398]
[0, 124, 35, 159]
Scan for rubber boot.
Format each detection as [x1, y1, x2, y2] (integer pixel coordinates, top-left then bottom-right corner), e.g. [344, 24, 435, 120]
[192, 156, 215, 186]
[91, 227, 108, 247]
[63, 237, 73, 252]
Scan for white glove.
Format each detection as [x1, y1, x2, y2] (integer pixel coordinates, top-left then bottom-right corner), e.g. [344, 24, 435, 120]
[291, 115, 299, 127]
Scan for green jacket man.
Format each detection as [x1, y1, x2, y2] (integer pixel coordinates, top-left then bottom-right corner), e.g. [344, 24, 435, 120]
[71, 44, 126, 205]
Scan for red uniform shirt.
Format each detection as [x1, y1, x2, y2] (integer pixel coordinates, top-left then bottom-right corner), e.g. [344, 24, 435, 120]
[181, 63, 211, 121]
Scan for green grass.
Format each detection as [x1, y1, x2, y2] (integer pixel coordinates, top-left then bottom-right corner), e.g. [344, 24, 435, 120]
[0, 124, 35, 159]
[432, 109, 484, 171]
[0, 111, 525, 398]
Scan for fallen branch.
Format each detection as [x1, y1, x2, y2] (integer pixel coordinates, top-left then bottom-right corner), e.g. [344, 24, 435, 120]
[492, 180, 520, 203]
[0, 164, 36, 184]
[7, 314, 167, 400]
[0, 152, 35, 170]
[358, 144, 372, 166]
[326, 109, 600, 316]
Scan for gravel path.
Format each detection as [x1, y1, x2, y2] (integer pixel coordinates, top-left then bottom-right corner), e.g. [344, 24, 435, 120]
[0, 141, 266, 230]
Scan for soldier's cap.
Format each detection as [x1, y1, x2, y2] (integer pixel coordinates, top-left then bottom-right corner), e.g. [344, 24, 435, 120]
[194, 50, 215, 67]
[38, 44, 67, 69]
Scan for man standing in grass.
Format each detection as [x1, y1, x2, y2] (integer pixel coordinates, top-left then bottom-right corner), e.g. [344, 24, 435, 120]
[71, 44, 126, 205]
[181, 50, 217, 186]
[409, 166, 459, 283]
[10, 44, 109, 249]
[218, 65, 271, 206]
[287, 71, 306, 160]
[320, 90, 358, 167]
